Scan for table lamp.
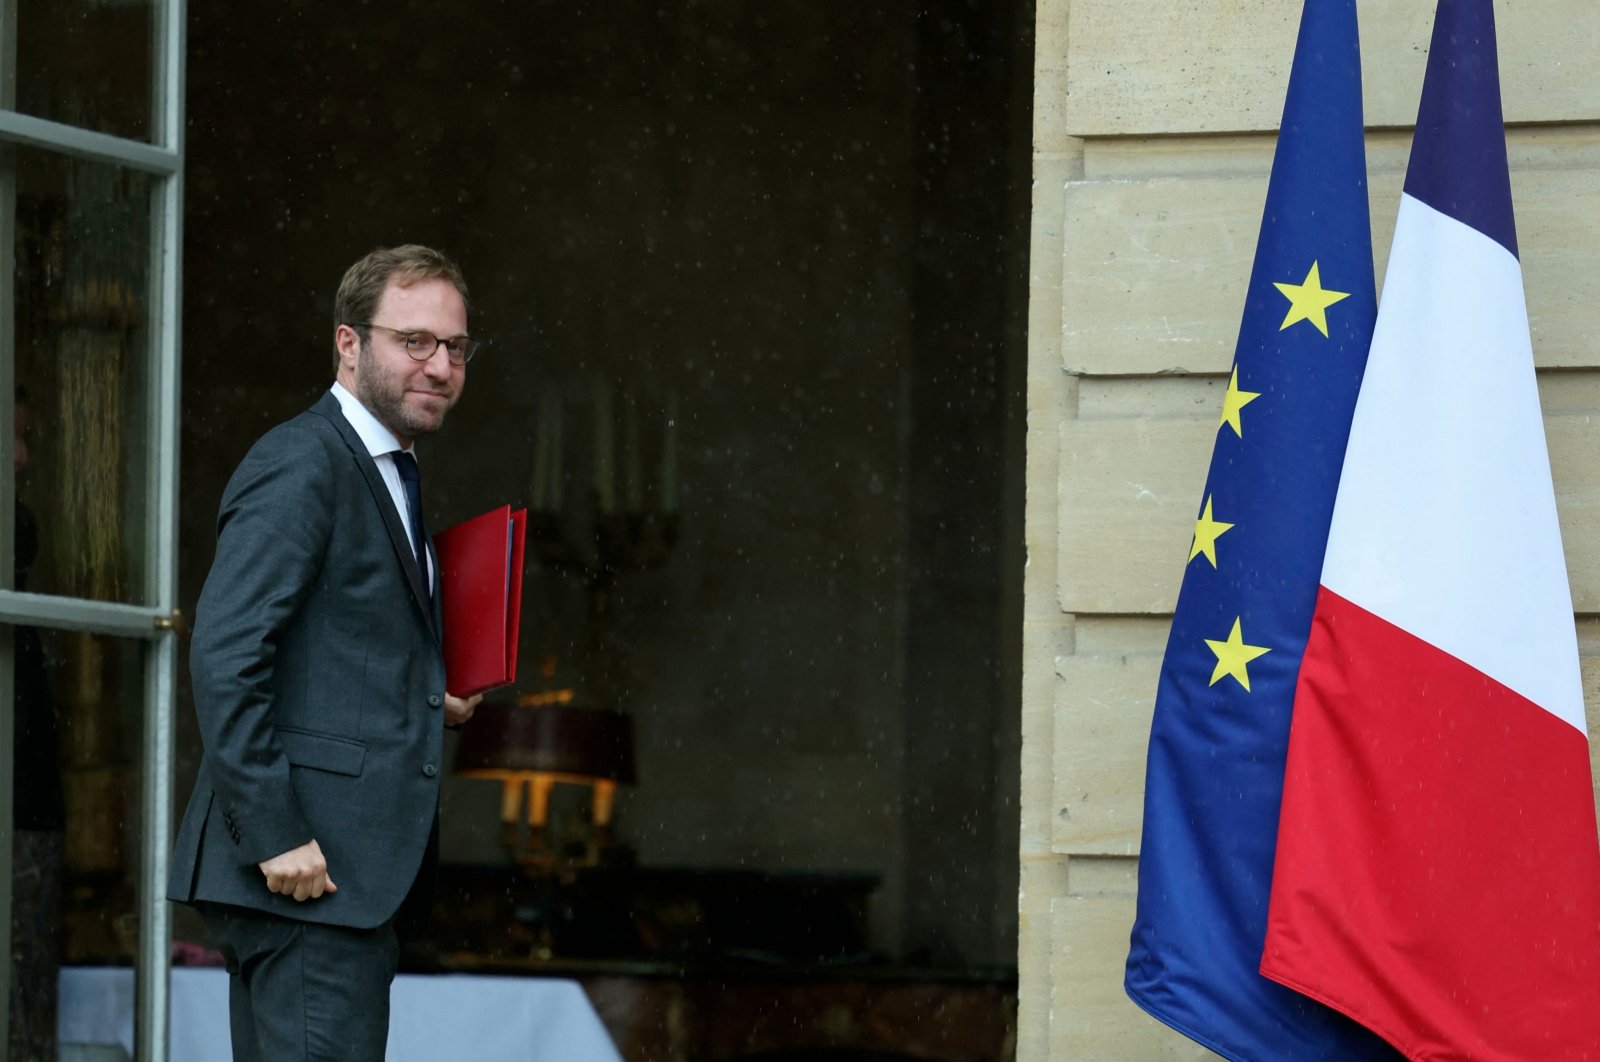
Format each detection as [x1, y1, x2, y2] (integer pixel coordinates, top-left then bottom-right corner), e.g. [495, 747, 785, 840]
[455, 697, 637, 870]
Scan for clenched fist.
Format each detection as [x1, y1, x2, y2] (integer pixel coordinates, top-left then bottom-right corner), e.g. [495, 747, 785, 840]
[259, 839, 338, 902]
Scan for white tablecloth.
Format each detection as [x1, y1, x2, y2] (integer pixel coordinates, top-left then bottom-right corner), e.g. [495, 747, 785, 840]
[59, 966, 624, 1062]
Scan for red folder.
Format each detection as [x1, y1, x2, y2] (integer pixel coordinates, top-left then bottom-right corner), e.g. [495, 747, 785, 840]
[434, 504, 528, 697]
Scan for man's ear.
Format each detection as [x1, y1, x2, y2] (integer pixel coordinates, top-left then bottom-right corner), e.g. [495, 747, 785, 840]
[334, 324, 361, 370]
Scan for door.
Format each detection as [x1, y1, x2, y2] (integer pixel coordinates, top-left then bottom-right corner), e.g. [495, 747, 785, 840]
[0, 0, 184, 1057]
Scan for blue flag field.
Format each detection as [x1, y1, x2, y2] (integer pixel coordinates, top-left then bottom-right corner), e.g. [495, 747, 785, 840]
[1122, 0, 1399, 1057]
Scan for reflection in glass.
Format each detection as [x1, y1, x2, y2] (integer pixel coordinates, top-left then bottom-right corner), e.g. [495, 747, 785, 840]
[8, 629, 146, 1057]
[14, 0, 154, 142]
[12, 147, 153, 605]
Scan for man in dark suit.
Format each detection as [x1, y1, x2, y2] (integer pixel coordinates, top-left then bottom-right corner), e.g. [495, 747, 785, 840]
[169, 245, 483, 1060]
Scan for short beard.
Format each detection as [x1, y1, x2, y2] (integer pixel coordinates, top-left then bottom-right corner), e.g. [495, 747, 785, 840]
[354, 336, 448, 441]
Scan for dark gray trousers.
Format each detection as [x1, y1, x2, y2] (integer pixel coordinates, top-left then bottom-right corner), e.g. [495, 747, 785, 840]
[200, 904, 398, 1062]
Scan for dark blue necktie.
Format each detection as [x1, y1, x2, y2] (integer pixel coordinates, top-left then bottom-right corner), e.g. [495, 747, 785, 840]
[391, 451, 430, 593]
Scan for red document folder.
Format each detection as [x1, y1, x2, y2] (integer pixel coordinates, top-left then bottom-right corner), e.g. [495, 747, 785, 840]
[433, 504, 528, 697]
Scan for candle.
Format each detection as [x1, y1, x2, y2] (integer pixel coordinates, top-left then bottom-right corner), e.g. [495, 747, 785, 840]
[661, 390, 679, 513]
[623, 395, 642, 512]
[550, 391, 564, 510]
[592, 378, 614, 513]
[531, 392, 549, 510]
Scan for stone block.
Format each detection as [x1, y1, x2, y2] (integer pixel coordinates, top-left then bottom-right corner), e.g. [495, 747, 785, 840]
[1057, 416, 1209, 615]
[1017, 854, 1066, 1062]
[1053, 650, 1159, 855]
[1061, 164, 1600, 377]
[1062, 0, 1595, 138]
[1022, 622, 1073, 856]
[1049, 895, 1217, 1059]
[1059, 410, 1600, 615]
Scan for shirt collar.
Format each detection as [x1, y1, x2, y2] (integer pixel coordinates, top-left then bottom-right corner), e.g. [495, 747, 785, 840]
[329, 381, 412, 460]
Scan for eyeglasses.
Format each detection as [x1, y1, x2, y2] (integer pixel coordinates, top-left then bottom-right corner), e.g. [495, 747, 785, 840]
[358, 322, 481, 365]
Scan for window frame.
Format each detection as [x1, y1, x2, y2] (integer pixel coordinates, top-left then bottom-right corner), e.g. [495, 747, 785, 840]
[0, 1, 185, 1055]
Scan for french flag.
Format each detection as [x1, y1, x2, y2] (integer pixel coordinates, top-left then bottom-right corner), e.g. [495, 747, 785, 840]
[1261, 1, 1600, 1058]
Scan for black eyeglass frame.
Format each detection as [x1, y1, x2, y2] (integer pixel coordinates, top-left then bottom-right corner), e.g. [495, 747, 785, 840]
[354, 321, 482, 365]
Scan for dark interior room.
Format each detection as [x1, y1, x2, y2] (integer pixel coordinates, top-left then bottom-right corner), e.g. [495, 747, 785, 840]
[6, 1, 1032, 1057]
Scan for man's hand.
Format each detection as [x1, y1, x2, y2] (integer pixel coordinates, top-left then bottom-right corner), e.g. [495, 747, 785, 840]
[259, 839, 337, 902]
[444, 692, 482, 726]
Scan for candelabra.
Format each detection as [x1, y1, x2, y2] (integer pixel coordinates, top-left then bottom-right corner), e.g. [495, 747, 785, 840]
[464, 382, 679, 879]
[527, 380, 679, 712]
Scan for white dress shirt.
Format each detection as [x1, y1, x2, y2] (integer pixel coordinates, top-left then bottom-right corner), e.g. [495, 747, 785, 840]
[329, 381, 433, 588]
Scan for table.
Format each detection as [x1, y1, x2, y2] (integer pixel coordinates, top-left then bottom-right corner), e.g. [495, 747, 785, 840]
[59, 966, 624, 1061]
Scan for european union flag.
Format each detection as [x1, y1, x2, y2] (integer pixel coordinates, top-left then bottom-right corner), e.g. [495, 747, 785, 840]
[1124, 1, 1400, 1057]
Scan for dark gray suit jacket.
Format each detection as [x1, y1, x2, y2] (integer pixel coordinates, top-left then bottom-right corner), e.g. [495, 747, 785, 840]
[168, 391, 448, 929]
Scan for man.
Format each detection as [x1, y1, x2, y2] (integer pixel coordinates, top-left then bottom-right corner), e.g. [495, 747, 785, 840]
[169, 245, 483, 1060]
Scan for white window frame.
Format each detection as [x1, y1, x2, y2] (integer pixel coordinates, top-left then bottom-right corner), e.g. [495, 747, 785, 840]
[0, 2, 185, 1056]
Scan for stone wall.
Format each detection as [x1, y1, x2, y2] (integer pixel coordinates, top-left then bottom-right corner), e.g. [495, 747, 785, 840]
[1020, 0, 1600, 1055]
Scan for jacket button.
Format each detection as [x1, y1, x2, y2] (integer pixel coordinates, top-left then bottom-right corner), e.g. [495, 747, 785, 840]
[422, 764, 438, 777]
[427, 694, 442, 708]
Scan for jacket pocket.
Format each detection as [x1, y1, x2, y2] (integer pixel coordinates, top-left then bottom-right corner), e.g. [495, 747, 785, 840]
[275, 726, 367, 776]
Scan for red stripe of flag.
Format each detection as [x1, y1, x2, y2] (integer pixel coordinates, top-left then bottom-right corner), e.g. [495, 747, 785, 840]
[1264, 586, 1600, 1060]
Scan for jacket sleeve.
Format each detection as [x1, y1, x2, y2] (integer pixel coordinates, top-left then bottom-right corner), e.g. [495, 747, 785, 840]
[189, 423, 336, 865]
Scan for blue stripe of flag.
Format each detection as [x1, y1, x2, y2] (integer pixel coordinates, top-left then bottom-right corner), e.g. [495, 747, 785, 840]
[1403, 0, 1518, 258]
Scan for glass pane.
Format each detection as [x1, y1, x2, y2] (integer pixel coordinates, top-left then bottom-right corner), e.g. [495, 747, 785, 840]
[11, 146, 153, 605]
[8, 630, 147, 1058]
[13, 0, 155, 143]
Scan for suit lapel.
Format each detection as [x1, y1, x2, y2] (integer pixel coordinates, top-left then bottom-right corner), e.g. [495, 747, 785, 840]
[309, 392, 439, 642]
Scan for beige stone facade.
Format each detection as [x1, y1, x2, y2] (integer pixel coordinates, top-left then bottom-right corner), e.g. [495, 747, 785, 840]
[1020, 0, 1600, 1056]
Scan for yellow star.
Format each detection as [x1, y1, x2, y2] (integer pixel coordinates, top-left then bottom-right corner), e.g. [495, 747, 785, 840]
[1218, 367, 1260, 438]
[1273, 260, 1350, 337]
[1188, 495, 1233, 568]
[1205, 617, 1271, 692]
